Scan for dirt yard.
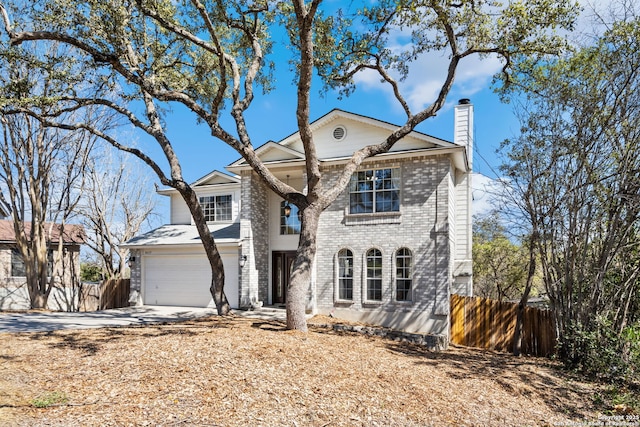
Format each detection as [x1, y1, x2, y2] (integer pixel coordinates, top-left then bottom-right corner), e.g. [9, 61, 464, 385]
[0, 314, 608, 426]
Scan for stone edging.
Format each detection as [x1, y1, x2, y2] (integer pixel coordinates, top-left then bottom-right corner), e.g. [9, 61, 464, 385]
[310, 322, 448, 351]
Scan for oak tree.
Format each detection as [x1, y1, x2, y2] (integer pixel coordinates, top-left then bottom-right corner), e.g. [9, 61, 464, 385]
[0, 0, 579, 329]
[500, 8, 640, 370]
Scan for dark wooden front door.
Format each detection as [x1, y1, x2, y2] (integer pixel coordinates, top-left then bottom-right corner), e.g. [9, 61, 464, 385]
[272, 251, 296, 305]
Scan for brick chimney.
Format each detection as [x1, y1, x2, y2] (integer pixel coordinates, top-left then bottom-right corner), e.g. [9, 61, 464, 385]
[454, 98, 473, 169]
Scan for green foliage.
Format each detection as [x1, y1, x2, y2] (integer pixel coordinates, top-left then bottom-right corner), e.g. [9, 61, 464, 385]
[593, 384, 640, 415]
[500, 12, 640, 380]
[472, 213, 530, 301]
[0, 0, 582, 326]
[80, 263, 103, 282]
[294, 0, 580, 99]
[31, 391, 68, 408]
[560, 318, 640, 384]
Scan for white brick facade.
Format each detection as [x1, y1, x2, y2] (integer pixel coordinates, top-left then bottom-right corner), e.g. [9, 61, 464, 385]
[127, 107, 474, 340]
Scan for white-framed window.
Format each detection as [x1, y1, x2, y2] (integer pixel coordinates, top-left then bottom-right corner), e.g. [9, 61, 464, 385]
[199, 195, 232, 222]
[395, 248, 413, 302]
[280, 201, 301, 235]
[365, 248, 383, 301]
[337, 249, 354, 300]
[349, 168, 400, 214]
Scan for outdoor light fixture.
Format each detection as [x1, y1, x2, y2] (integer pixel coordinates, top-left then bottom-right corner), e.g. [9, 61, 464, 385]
[239, 255, 247, 268]
[284, 174, 292, 218]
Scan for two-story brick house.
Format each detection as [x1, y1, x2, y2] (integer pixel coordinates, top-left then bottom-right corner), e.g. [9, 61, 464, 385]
[125, 100, 474, 337]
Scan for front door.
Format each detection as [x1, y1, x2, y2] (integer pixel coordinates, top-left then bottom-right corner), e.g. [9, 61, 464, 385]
[272, 251, 296, 305]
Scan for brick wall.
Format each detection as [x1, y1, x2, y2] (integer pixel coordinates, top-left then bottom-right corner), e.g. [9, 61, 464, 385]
[129, 248, 142, 306]
[239, 171, 270, 307]
[314, 156, 452, 335]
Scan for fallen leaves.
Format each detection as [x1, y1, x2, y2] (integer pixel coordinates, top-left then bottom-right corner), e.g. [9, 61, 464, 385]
[0, 314, 601, 426]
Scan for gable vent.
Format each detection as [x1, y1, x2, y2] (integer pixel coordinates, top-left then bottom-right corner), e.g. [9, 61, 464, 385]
[332, 125, 346, 141]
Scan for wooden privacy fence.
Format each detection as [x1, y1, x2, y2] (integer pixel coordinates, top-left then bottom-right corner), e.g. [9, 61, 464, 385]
[450, 294, 556, 357]
[80, 284, 100, 312]
[100, 278, 131, 310]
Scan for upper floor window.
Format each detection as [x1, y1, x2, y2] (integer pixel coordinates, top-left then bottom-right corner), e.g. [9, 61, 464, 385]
[199, 195, 232, 222]
[395, 248, 413, 301]
[337, 249, 353, 300]
[366, 248, 383, 301]
[280, 201, 301, 235]
[349, 168, 400, 214]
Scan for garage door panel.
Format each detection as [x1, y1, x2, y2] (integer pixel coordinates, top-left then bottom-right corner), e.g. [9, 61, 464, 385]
[143, 254, 239, 308]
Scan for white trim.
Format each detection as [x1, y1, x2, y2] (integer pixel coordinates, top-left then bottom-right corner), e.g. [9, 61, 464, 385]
[332, 125, 347, 141]
[157, 182, 241, 196]
[226, 141, 305, 169]
[277, 109, 452, 148]
[192, 170, 241, 187]
[334, 247, 355, 304]
[362, 246, 384, 305]
[226, 146, 467, 173]
[392, 247, 414, 304]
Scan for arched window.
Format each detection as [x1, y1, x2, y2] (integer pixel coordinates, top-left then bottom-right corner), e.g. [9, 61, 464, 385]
[337, 249, 353, 300]
[395, 248, 413, 301]
[366, 248, 383, 301]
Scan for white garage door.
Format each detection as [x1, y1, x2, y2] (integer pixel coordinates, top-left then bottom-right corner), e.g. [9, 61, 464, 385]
[143, 254, 239, 308]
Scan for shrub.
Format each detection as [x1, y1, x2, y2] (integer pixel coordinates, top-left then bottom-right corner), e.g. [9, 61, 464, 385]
[559, 318, 640, 385]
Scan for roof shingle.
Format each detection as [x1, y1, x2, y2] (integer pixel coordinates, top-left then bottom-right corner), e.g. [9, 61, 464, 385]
[0, 220, 85, 244]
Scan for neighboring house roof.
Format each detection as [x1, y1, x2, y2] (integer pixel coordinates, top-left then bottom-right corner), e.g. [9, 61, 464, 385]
[123, 223, 241, 248]
[0, 220, 85, 244]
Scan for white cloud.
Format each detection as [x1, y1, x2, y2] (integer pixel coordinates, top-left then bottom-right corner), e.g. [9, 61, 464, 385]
[472, 173, 505, 216]
[352, 45, 502, 114]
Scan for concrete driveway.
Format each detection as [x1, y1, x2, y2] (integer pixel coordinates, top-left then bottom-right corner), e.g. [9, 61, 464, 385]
[0, 306, 219, 333]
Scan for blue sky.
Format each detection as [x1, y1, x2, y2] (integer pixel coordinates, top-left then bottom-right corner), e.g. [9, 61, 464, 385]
[135, 0, 607, 225]
[160, 79, 517, 181]
[146, 56, 517, 221]
[135, 8, 529, 223]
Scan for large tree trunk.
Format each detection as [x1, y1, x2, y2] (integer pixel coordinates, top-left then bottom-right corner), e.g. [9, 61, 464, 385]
[29, 291, 48, 310]
[286, 207, 320, 332]
[178, 186, 231, 315]
[22, 226, 53, 309]
[27, 265, 50, 309]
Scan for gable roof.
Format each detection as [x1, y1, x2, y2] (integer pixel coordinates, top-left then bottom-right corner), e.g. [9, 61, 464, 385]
[157, 170, 241, 196]
[227, 109, 465, 171]
[0, 220, 85, 244]
[226, 141, 306, 170]
[191, 170, 240, 187]
[280, 109, 453, 148]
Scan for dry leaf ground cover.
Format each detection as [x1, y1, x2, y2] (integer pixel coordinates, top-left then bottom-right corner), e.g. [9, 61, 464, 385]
[0, 314, 606, 426]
